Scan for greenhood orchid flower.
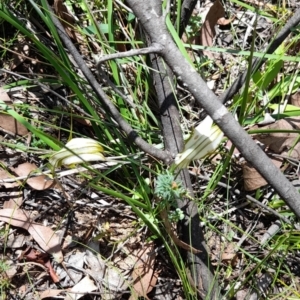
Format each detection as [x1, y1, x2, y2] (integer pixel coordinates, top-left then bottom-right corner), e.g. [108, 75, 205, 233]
[174, 116, 223, 170]
[49, 138, 106, 168]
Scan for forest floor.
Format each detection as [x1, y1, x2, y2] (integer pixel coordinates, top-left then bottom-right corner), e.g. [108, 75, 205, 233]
[1, 0, 300, 299]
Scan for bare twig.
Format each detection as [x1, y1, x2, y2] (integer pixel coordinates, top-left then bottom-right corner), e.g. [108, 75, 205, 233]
[95, 44, 163, 65]
[129, 1, 221, 298]
[179, 0, 198, 37]
[127, 0, 300, 220]
[148, 48, 220, 297]
[95, 66, 137, 108]
[47, 4, 172, 164]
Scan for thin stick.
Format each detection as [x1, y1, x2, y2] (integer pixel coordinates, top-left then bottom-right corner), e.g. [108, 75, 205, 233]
[47, 5, 172, 164]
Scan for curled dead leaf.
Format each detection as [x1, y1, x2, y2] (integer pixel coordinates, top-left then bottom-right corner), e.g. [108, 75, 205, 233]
[19, 247, 60, 283]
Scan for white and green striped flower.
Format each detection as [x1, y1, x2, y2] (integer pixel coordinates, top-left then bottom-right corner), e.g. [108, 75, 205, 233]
[174, 116, 223, 170]
[49, 138, 106, 168]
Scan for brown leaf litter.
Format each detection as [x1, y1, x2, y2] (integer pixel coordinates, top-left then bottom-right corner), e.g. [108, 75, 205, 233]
[0, 208, 63, 263]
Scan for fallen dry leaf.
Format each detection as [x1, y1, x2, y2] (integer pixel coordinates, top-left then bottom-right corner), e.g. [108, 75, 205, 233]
[27, 224, 63, 263]
[3, 198, 23, 210]
[54, 0, 80, 42]
[19, 247, 60, 283]
[242, 157, 283, 191]
[221, 242, 239, 266]
[0, 209, 63, 263]
[74, 117, 92, 127]
[45, 260, 60, 283]
[84, 250, 105, 282]
[64, 275, 97, 300]
[217, 17, 233, 26]
[57, 251, 84, 285]
[19, 246, 43, 261]
[85, 249, 128, 297]
[0, 88, 11, 102]
[290, 91, 300, 107]
[252, 117, 300, 158]
[2, 259, 17, 280]
[235, 289, 250, 300]
[104, 263, 129, 293]
[0, 113, 28, 136]
[39, 289, 62, 299]
[243, 0, 277, 10]
[6, 231, 29, 248]
[13, 162, 55, 190]
[199, 0, 233, 58]
[0, 168, 23, 209]
[0, 88, 29, 136]
[129, 243, 158, 300]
